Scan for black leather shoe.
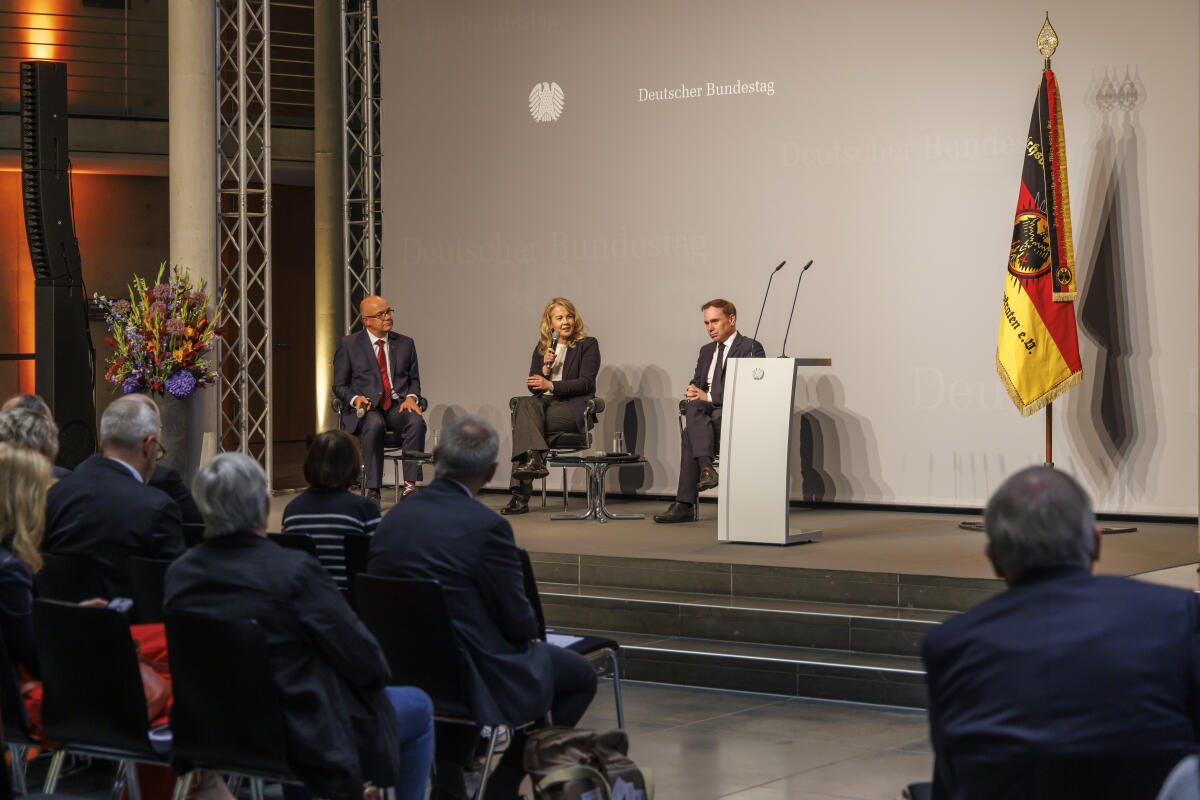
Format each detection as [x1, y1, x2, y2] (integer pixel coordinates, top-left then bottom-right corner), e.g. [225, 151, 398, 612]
[367, 488, 382, 506]
[512, 451, 549, 480]
[653, 502, 694, 523]
[696, 466, 719, 492]
[500, 495, 529, 515]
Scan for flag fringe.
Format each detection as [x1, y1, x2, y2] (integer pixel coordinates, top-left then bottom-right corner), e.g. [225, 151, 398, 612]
[1052, 291, 1078, 302]
[996, 357, 1083, 417]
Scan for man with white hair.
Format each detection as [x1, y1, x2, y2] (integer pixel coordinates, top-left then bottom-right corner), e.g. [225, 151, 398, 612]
[921, 466, 1200, 799]
[164, 453, 434, 800]
[43, 394, 184, 597]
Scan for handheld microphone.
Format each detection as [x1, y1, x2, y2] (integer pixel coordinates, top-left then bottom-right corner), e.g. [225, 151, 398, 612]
[780, 259, 814, 358]
[750, 260, 786, 346]
[356, 403, 366, 419]
[550, 330, 560, 350]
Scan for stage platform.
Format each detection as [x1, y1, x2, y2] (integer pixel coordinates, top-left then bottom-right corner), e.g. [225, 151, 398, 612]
[267, 490, 1199, 708]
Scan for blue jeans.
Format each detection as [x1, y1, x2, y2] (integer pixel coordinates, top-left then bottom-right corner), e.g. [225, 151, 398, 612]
[386, 686, 436, 800]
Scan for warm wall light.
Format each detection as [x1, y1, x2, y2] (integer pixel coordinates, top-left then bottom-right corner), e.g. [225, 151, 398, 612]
[20, 2, 66, 63]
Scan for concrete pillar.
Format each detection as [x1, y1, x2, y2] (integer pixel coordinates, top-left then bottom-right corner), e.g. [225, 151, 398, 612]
[168, 0, 218, 479]
[314, 0, 345, 433]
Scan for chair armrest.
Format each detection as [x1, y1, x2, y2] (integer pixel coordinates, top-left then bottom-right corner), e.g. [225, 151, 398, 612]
[332, 393, 345, 414]
[508, 396, 523, 415]
[678, 399, 687, 414]
[586, 398, 605, 415]
[416, 396, 428, 412]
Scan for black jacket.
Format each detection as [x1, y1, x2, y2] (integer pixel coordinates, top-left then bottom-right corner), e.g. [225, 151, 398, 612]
[164, 532, 398, 800]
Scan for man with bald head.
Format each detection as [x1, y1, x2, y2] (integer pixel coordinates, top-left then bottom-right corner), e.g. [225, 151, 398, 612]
[921, 466, 1200, 798]
[333, 295, 426, 503]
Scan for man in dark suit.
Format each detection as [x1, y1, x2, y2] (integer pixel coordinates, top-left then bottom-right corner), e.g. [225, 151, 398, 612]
[44, 394, 185, 597]
[369, 416, 597, 800]
[921, 467, 1200, 799]
[655, 298, 766, 523]
[332, 294, 427, 503]
[164, 452, 434, 800]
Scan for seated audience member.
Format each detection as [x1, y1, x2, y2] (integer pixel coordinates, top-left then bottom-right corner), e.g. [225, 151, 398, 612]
[123, 394, 205, 547]
[43, 396, 184, 598]
[2, 394, 67, 478]
[164, 453, 434, 800]
[922, 466, 1200, 800]
[0, 409, 60, 481]
[282, 430, 381, 589]
[369, 416, 597, 800]
[0, 443, 50, 688]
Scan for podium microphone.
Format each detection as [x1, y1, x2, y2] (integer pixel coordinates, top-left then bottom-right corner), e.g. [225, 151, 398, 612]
[780, 259, 814, 357]
[750, 260, 786, 345]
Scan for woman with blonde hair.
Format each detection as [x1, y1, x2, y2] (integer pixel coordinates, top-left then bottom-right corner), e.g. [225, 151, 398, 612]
[503, 297, 600, 515]
[0, 442, 49, 689]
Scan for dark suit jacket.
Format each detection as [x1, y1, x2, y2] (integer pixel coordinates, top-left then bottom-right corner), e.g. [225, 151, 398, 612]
[922, 565, 1200, 800]
[332, 329, 422, 433]
[164, 532, 398, 800]
[526, 336, 600, 434]
[43, 454, 185, 598]
[689, 333, 766, 407]
[368, 478, 552, 725]
[149, 465, 205, 547]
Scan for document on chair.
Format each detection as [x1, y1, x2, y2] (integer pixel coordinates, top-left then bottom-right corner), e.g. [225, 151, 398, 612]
[546, 632, 584, 648]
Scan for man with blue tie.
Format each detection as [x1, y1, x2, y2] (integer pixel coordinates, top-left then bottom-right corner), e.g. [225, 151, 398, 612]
[332, 295, 426, 504]
[655, 299, 765, 524]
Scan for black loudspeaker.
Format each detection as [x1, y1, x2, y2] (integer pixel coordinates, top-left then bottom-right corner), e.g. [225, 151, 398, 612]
[20, 61, 97, 468]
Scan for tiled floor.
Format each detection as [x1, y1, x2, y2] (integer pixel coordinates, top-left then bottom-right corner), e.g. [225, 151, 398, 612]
[578, 680, 932, 800]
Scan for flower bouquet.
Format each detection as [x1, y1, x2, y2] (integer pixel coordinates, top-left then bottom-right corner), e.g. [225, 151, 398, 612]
[95, 263, 224, 398]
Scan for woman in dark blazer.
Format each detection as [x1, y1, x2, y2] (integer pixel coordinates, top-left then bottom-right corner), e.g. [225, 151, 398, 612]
[502, 297, 600, 515]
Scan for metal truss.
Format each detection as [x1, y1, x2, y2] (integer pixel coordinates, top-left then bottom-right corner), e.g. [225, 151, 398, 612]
[216, 0, 273, 482]
[341, 0, 382, 331]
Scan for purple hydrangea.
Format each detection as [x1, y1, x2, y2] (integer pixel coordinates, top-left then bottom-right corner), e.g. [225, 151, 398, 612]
[151, 283, 172, 300]
[149, 300, 168, 316]
[112, 299, 132, 315]
[165, 317, 186, 336]
[165, 370, 197, 398]
[121, 378, 143, 394]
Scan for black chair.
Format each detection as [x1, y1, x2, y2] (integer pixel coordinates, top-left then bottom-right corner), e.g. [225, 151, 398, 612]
[516, 549, 623, 728]
[34, 554, 106, 604]
[32, 600, 171, 800]
[342, 534, 371, 607]
[163, 613, 303, 800]
[507, 397, 605, 510]
[266, 532, 318, 558]
[332, 393, 430, 502]
[0, 630, 50, 796]
[126, 557, 173, 625]
[354, 574, 524, 800]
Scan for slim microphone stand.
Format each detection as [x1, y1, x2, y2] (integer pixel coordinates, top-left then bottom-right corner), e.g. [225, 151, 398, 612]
[780, 260, 813, 357]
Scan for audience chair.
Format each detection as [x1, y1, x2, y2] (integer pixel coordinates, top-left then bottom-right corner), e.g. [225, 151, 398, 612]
[678, 399, 718, 521]
[516, 548, 623, 728]
[354, 574, 526, 800]
[163, 612, 305, 800]
[507, 397, 605, 510]
[0, 632, 49, 796]
[34, 554, 106, 604]
[32, 600, 171, 800]
[341, 534, 371, 608]
[332, 393, 430, 500]
[265, 532, 318, 559]
[126, 557, 173, 625]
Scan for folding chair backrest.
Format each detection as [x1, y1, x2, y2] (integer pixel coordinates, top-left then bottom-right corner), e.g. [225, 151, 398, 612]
[126, 557, 172, 625]
[0, 631, 33, 742]
[354, 574, 473, 718]
[266, 532, 318, 558]
[32, 600, 152, 755]
[164, 612, 291, 777]
[35, 553, 106, 603]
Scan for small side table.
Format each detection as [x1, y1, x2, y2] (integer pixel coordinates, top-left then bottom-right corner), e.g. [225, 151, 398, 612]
[546, 454, 646, 523]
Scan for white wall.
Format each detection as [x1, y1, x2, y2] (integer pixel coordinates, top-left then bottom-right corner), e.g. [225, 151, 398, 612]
[379, 0, 1198, 515]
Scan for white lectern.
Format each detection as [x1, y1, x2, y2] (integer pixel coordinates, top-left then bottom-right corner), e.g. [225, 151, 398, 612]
[717, 357, 832, 545]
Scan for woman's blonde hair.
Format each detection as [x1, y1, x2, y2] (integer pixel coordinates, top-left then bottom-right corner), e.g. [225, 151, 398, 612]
[538, 297, 588, 351]
[0, 443, 50, 573]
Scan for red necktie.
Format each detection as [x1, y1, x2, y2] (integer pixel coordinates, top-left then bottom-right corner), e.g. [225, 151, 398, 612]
[376, 339, 392, 411]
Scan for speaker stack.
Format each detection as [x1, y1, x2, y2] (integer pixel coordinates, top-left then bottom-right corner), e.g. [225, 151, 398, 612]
[21, 61, 97, 468]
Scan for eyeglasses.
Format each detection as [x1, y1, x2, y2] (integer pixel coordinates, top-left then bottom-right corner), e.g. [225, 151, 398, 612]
[364, 308, 395, 320]
[146, 436, 166, 460]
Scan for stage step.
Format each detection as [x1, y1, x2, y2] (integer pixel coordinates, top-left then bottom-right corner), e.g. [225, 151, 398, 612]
[557, 626, 929, 708]
[538, 583, 950, 659]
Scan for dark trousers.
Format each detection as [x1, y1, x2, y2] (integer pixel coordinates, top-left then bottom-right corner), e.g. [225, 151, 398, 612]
[676, 400, 721, 504]
[359, 405, 427, 487]
[509, 396, 577, 498]
[484, 644, 598, 800]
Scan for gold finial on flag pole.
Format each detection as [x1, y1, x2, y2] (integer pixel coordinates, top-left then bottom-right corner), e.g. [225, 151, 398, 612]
[1038, 13, 1059, 70]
